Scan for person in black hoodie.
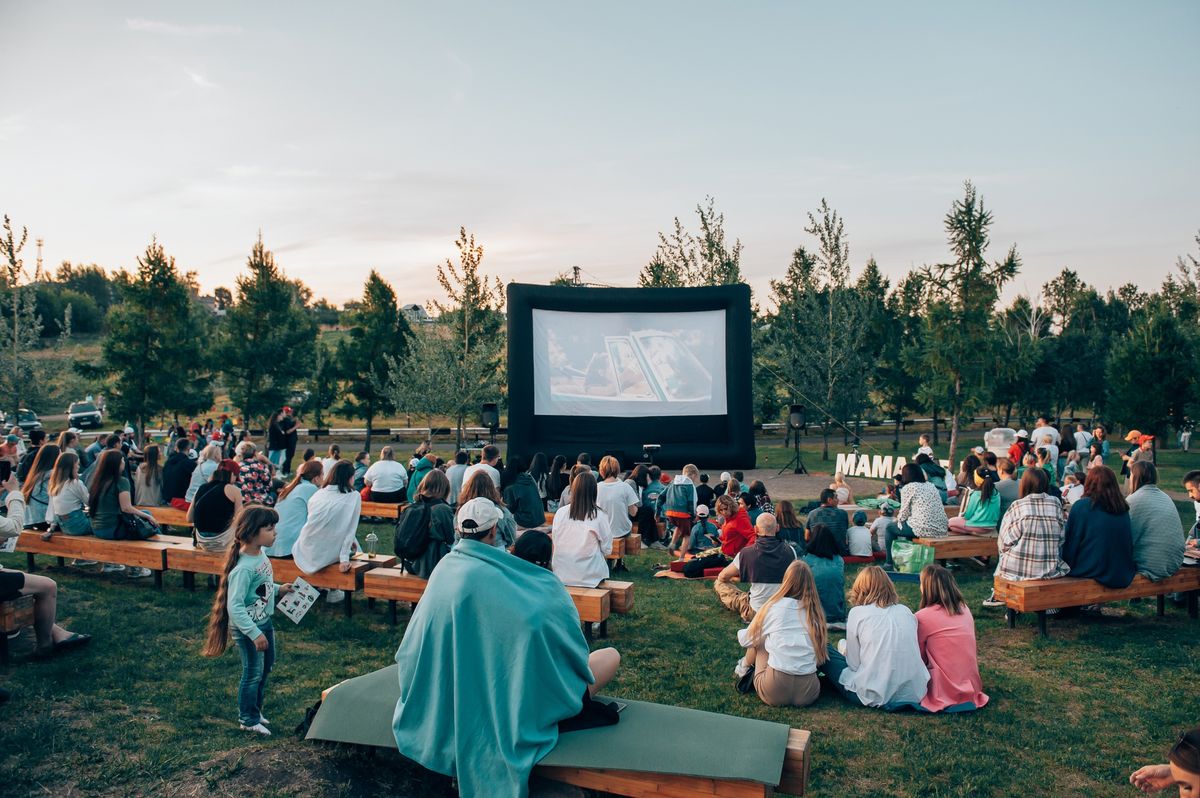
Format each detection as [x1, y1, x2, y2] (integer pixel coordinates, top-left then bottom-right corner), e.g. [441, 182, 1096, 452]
[16, 429, 45, 482]
[396, 469, 456, 579]
[502, 455, 547, 529]
[713, 513, 796, 623]
[161, 438, 197, 508]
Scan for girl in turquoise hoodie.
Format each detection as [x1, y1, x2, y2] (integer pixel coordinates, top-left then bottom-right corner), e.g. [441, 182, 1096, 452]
[203, 505, 291, 735]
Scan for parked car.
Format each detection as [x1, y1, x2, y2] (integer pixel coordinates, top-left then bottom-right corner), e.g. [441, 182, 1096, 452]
[68, 401, 104, 429]
[11, 408, 42, 433]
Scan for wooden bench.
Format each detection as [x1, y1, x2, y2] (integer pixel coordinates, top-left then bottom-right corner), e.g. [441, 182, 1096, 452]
[0, 594, 34, 664]
[361, 500, 404, 519]
[914, 534, 998, 561]
[599, 579, 634, 614]
[536, 727, 810, 797]
[17, 530, 177, 588]
[363, 568, 615, 637]
[139, 505, 189, 527]
[995, 568, 1200, 636]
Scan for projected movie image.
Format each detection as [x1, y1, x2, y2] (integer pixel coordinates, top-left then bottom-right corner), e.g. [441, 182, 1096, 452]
[533, 309, 726, 417]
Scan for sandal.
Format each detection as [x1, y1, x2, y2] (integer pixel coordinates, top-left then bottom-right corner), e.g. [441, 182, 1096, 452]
[34, 633, 92, 659]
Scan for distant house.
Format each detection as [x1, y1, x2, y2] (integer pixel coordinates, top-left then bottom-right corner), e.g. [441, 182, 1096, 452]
[197, 296, 227, 317]
[402, 303, 433, 324]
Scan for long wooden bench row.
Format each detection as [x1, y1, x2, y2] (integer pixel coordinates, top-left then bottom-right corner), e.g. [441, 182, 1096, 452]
[362, 568, 631, 639]
[914, 534, 998, 560]
[994, 568, 1200, 636]
[139, 500, 404, 529]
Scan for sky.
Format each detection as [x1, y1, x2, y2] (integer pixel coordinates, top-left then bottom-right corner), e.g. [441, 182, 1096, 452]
[1, 1, 1197, 308]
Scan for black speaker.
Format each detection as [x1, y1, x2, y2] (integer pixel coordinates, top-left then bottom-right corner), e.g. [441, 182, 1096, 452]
[481, 402, 500, 430]
[788, 404, 806, 431]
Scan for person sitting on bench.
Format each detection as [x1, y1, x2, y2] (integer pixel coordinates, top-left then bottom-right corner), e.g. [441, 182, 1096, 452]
[947, 467, 1000, 536]
[734, 560, 827, 708]
[363, 446, 408, 504]
[292, 461, 363, 604]
[821, 566, 929, 710]
[806, 489, 849, 556]
[392, 497, 620, 798]
[802, 523, 846, 624]
[396, 470, 456, 579]
[263, 460, 324, 558]
[916, 564, 988, 713]
[682, 493, 756, 578]
[981, 467, 1068, 608]
[45, 451, 92, 537]
[1125, 462, 1185, 582]
[1061, 465, 1135, 590]
[550, 471, 611, 588]
[883, 465, 948, 569]
[714, 513, 795, 623]
[1129, 726, 1200, 795]
[501, 455, 547, 530]
[189, 460, 244, 553]
[459, 472, 517, 549]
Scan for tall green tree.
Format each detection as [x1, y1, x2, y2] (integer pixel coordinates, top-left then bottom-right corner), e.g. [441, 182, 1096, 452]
[639, 197, 744, 288]
[1105, 303, 1196, 436]
[336, 270, 412, 451]
[218, 235, 318, 426]
[0, 215, 45, 419]
[91, 239, 213, 438]
[918, 182, 1019, 465]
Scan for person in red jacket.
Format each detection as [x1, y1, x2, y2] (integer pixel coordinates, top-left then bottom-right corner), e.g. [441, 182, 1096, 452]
[1007, 430, 1030, 467]
[682, 493, 755, 577]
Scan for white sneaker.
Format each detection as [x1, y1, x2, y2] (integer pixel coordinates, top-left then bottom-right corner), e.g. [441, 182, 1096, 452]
[325, 589, 346, 604]
[100, 563, 126, 574]
[734, 660, 751, 678]
[239, 723, 271, 736]
[648, 541, 668, 550]
[259, 715, 269, 724]
[72, 559, 99, 567]
[124, 567, 153, 579]
[981, 590, 1004, 608]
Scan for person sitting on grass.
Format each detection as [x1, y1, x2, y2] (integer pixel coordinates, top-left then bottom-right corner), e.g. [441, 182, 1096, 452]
[1130, 726, 1200, 795]
[501, 455, 546, 530]
[830, 471, 854, 505]
[802, 523, 846, 624]
[189, 460, 244, 553]
[0, 468, 91, 660]
[734, 560, 827, 708]
[1061, 471, 1084, 504]
[870, 505, 893, 554]
[319, 444, 341, 478]
[87, 449, 159, 577]
[687, 504, 720, 557]
[715, 513, 796, 623]
[1061, 465, 1136, 590]
[821, 565, 929, 710]
[44, 451, 92, 538]
[393, 497, 621, 798]
[915, 564, 989, 713]
[292, 460, 363, 604]
[682, 493, 756, 578]
[550, 470, 612, 588]
[981, 467, 1068, 608]
[947, 466, 1001, 536]
[883, 464, 948, 569]
[459, 471, 517, 549]
[263, 460, 324, 558]
[363, 446, 408, 504]
[396, 470, 456, 579]
[1086, 441, 1106, 471]
[202, 506, 292, 736]
[775, 500, 805, 554]
[1125, 462, 1185, 582]
[806, 488, 850, 556]
[20, 443, 59, 529]
[847, 510, 873, 557]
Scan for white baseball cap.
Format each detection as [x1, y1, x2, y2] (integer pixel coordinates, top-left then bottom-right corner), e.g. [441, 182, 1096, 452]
[456, 497, 503, 536]
[1016, 429, 1029, 439]
[696, 504, 710, 517]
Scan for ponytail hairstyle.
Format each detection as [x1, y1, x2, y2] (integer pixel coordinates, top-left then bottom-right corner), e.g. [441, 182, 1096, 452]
[48, 450, 80, 497]
[22, 444, 61, 501]
[745, 560, 828, 665]
[202, 505, 281, 657]
[326, 444, 340, 460]
[972, 466, 995, 504]
[277, 458, 324, 503]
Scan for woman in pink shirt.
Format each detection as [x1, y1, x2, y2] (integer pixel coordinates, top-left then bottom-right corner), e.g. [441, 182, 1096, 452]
[915, 564, 989, 713]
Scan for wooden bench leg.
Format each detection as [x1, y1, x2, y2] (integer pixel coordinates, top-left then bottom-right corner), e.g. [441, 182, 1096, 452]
[57, 556, 65, 568]
[1157, 594, 1165, 617]
[154, 570, 163, 590]
[344, 596, 353, 618]
[1006, 608, 1017, 629]
[389, 600, 397, 626]
[1188, 590, 1199, 620]
[1036, 610, 1048, 637]
[599, 620, 608, 639]
[367, 597, 376, 611]
[183, 571, 195, 591]
[582, 621, 592, 641]
[26, 553, 35, 571]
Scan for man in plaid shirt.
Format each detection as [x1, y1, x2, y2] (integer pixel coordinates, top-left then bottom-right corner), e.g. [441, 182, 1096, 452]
[983, 468, 1069, 606]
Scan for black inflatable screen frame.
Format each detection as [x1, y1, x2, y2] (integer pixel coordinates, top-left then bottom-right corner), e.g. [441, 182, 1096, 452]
[506, 283, 756, 470]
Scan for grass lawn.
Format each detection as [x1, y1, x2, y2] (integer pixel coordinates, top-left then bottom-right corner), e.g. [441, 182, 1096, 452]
[2, 497, 1197, 796]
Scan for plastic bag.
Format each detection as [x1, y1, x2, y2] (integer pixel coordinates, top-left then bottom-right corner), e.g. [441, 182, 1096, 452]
[891, 539, 934, 574]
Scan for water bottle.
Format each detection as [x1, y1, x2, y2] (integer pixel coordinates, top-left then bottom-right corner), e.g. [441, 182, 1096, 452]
[365, 530, 379, 559]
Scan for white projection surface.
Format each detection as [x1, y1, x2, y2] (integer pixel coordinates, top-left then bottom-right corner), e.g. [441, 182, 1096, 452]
[532, 309, 726, 417]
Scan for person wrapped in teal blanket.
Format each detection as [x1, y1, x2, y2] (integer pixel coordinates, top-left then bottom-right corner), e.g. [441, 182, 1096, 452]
[393, 497, 611, 798]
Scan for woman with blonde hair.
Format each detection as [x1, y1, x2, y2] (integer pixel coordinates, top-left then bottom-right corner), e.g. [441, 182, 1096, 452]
[734, 560, 827, 707]
[185, 443, 224, 505]
[916, 564, 988, 712]
[821, 565, 928, 709]
[133, 443, 165, 506]
[20, 444, 60, 529]
[45, 450, 91, 537]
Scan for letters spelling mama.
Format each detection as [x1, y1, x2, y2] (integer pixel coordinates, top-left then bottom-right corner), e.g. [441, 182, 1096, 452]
[834, 453, 951, 479]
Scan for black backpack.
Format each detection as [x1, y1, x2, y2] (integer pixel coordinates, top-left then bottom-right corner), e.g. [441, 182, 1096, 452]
[394, 501, 432, 560]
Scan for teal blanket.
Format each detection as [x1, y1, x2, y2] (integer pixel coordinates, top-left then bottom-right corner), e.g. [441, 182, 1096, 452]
[392, 539, 592, 798]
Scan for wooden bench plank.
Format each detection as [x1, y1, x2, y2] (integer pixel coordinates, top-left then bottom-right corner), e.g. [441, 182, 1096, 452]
[17, 530, 171, 572]
[361, 501, 404, 519]
[600, 580, 634, 614]
[139, 505, 189, 527]
[914, 535, 998, 559]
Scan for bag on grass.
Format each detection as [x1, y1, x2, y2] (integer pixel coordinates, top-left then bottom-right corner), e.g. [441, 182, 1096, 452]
[891, 539, 934, 574]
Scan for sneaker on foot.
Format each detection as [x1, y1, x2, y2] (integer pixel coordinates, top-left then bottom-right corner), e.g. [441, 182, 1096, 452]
[981, 590, 1005, 608]
[258, 715, 269, 724]
[734, 660, 751, 679]
[124, 567, 153, 579]
[100, 563, 126, 574]
[239, 723, 271, 736]
[325, 589, 346, 604]
[648, 541, 668, 551]
[72, 559, 99, 567]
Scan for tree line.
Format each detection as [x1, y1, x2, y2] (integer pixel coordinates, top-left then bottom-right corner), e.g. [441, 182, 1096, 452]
[3, 179, 1197, 466]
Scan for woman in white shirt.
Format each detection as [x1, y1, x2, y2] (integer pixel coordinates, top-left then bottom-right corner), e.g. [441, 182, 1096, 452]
[363, 446, 408, 503]
[185, 444, 223, 504]
[292, 460, 363, 603]
[734, 560, 827, 707]
[320, 444, 341, 478]
[44, 451, 92, 537]
[822, 566, 929, 709]
[550, 471, 612, 588]
[594, 455, 639, 544]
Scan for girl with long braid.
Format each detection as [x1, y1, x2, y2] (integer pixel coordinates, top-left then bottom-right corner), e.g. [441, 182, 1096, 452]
[202, 506, 290, 735]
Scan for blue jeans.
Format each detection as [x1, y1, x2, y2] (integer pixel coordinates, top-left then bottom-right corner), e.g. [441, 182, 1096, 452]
[57, 508, 93, 536]
[883, 521, 916, 566]
[232, 622, 275, 726]
[821, 647, 864, 705]
[267, 449, 286, 469]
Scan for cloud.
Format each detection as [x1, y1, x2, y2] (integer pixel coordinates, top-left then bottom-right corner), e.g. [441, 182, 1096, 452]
[185, 69, 218, 89]
[126, 18, 243, 36]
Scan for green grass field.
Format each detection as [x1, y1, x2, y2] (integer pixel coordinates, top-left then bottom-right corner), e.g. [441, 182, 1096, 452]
[2, 471, 1197, 796]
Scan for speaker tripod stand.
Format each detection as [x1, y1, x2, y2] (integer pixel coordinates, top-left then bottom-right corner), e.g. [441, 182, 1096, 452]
[778, 431, 808, 475]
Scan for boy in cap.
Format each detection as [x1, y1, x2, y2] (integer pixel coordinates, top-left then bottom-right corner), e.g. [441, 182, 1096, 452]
[687, 504, 720, 557]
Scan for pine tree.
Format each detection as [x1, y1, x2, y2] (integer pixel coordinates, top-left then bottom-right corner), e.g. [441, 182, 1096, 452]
[218, 235, 318, 426]
[337, 270, 412, 450]
[92, 239, 213, 437]
[0, 215, 45, 419]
